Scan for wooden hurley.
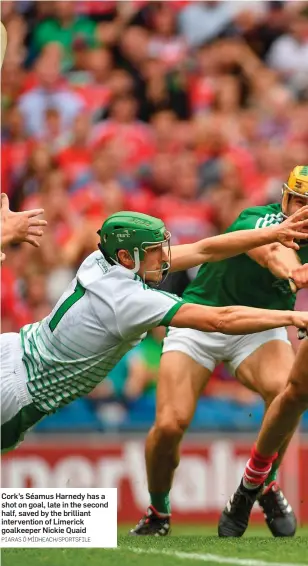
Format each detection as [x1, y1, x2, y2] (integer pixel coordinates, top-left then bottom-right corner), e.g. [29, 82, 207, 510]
[0, 21, 7, 68]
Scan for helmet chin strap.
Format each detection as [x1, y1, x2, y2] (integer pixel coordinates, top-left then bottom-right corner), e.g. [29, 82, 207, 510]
[131, 248, 141, 273]
[104, 247, 141, 273]
[111, 246, 170, 280]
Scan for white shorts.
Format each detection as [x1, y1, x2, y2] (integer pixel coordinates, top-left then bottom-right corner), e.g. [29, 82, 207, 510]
[1, 333, 32, 425]
[162, 327, 290, 375]
[1, 333, 44, 452]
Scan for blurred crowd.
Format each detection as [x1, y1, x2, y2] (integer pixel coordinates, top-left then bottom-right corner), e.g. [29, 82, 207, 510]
[1, 0, 308, 429]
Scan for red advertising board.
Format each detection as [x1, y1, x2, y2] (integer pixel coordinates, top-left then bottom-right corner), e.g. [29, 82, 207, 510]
[2, 436, 308, 523]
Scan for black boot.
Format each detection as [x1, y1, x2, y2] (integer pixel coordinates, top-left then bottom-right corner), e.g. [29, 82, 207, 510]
[258, 481, 297, 537]
[129, 505, 171, 536]
[218, 481, 262, 537]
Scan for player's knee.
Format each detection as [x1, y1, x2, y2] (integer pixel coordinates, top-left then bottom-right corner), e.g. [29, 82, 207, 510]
[285, 381, 308, 407]
[262, 377, 288, 406]
[155, 412, 190, 442]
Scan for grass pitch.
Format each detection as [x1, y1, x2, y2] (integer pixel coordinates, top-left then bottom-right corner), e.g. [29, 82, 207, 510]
[2, 526, 308, 566]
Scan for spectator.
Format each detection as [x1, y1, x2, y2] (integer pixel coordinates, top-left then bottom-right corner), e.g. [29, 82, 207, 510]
[147, 2, 187, 71]
[1, 104, 33, 200]
[72, 47, 113, 120]
[139, 56, 189, 121]
[67, 144, 125, 227]
[178, 1, 240, 48]
[267, 8, 308, 95]
[154, 151, 216, 245]
[91, 93, 155, 179]
[18, 48, 85, 137]
[16, 143, 55, 208]
[32, 0, 97, 71]
[57, 113, 92, 190]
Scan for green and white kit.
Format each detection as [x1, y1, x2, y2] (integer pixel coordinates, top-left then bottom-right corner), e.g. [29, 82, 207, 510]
[163, 204, 308, 371]
[1, 251, 184, 451]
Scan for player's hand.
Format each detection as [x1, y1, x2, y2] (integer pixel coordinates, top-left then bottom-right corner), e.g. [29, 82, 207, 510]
[291, 264, 308, 290]
[275, 205, 308, 250]
[1, 193, 47, 248]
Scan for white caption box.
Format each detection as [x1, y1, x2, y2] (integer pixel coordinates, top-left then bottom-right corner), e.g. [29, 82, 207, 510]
[0, 488, 117, 548]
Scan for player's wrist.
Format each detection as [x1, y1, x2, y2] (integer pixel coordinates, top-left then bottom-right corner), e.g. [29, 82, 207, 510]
[290, 311, 307, 330]
[289, 311, 299, 327]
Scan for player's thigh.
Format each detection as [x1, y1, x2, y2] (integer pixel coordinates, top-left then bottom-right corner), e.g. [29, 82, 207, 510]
[158, 326, 223, 428]
[156, 350, 212, 430]
[235, 335, 295, 401]
[1, 333, 22, 425]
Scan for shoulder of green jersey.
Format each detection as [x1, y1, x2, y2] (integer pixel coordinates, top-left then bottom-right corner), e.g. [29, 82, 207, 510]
[255, 211, 284, 229]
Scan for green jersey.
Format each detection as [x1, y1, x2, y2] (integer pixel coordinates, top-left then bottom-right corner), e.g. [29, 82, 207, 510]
[184, 204, 308, 311]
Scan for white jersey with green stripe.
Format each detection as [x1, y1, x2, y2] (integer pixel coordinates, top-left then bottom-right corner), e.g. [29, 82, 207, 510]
[20, 251, 184, 413]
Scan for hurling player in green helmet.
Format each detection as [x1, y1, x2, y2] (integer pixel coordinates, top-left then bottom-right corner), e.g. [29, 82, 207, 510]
[2, 208, 308, 454]
[132, 167, 308, 540]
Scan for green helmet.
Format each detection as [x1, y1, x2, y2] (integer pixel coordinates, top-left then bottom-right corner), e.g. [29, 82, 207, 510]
[98, 211, 171, 274]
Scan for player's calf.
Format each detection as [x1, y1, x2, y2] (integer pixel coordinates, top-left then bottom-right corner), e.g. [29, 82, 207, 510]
[145, 414, 188, 514]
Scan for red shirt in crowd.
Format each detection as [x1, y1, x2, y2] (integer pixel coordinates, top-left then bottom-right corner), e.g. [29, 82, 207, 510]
[1, 265, 33, 331]
[1, 139, 34, 198]
[91, 120, 156, 173]
[72, 84, 111, 118]
[57, 145, 92, 187]
[153, 195, 215, 244]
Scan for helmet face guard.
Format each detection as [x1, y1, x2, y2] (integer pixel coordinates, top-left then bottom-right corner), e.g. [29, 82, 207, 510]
[281, 183, 308, 217]
[281, 166, 308, 246]
[140, 230, 171, 285]
[281, 166, 308, 217]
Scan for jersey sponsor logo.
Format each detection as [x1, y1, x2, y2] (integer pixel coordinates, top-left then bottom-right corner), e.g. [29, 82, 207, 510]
[96, 257, 110, 274]
[255, 212, 284, 229]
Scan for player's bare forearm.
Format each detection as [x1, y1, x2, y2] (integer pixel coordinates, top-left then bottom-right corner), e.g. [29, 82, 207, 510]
[170, 303, 308, 335]
[248, 244, 301, 279]
[169, 206, 308, 272]
[169, 229, 278, 272]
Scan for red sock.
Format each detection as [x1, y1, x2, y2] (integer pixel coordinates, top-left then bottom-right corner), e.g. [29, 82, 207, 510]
[243, 445, 278, 490]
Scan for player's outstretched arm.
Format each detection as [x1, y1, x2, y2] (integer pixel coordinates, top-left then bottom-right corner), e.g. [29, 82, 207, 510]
[170, 303, 308, 335]
[1, 194, 47, 260]
[169, 206, 308, 272]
